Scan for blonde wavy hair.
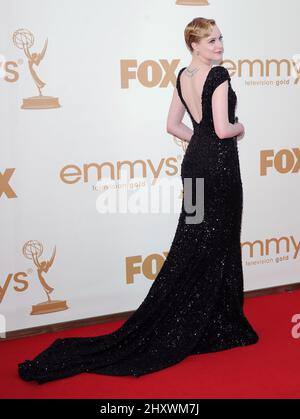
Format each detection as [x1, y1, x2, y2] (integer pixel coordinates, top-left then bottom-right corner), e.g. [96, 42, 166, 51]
[184, 17, 216, 54]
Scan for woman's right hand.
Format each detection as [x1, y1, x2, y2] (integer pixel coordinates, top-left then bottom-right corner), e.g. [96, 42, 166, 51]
[233, 116, 245, 140]
[237, 122, 245, 139]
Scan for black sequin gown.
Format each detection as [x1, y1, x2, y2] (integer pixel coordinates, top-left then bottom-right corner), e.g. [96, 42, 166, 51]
[18, 66, 259, 384]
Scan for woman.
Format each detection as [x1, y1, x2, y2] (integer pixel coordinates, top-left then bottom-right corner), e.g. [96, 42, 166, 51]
[18, 17, 259, 384]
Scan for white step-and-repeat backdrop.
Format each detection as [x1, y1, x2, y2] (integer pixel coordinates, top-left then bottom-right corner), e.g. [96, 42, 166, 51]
[1, 0, 299, 334]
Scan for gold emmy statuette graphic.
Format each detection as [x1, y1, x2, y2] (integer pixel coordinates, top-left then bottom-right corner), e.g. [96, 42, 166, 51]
[23, 240, 68, 315]
[13, 29, 61, 109]
[176, 0, 209, 5]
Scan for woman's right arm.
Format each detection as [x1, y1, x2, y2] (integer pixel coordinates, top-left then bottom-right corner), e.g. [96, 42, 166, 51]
[166, 87, 194, 143]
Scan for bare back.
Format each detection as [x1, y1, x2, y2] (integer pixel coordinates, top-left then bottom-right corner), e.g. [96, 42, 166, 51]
[178, 67, 214, 125]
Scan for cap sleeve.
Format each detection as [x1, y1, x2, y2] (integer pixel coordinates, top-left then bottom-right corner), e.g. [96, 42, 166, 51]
[211, 66, 231, 95]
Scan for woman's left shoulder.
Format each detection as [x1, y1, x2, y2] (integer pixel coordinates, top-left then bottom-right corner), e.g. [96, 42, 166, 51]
[210, 65, 231, 84]
[211, 65, 230, 76]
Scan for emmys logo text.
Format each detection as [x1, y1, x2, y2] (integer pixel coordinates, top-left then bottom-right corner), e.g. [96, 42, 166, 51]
[260, 148, 300, 176]
[0, 58, 20, 82]
[60, 157, 181, 185]
[242, 235, 300, 264]
[0, 271, 30, 303]
[0, 168, 17, 199]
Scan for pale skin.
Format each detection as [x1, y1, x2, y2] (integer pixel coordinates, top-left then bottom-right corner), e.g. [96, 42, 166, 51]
[167, 24, 245, 143]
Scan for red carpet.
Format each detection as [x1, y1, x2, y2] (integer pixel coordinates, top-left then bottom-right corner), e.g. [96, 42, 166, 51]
[1, 289, 300, 399]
